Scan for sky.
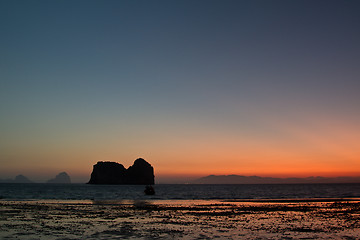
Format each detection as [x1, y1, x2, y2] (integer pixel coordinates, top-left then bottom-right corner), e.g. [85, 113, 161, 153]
[1, 0, 360, 183]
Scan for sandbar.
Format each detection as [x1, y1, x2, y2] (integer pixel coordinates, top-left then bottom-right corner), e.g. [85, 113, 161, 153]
[1, 199, 359, 239]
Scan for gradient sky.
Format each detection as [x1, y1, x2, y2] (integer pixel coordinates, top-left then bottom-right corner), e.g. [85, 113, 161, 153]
[1, 0, 360, 183]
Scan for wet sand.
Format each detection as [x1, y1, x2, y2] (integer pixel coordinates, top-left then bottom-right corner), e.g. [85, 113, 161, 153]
[1, 199, 359, 239]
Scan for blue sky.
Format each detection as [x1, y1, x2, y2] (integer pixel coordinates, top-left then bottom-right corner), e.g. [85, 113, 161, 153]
[1, 0, 360, 183]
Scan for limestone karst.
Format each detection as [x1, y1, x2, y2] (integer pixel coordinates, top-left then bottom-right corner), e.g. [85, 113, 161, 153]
[88, 158, 154, 185]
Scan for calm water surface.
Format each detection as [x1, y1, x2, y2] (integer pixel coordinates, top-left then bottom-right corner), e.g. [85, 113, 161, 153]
[0, 183, 359, 200]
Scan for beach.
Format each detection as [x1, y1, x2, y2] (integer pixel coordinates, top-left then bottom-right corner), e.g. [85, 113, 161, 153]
[1, 199, 359, 239]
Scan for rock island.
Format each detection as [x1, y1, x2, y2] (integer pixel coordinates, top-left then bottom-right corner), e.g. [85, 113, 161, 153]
[88, 158, 154, 185]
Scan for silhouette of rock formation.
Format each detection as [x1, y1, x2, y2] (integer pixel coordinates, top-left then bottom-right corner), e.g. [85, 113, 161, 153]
[192, 175, 360, 184]
[88, 162, 126, 184]
[0, 175, 33, 183]
[14, 175, 33, 183]
[47, 172, 71, 184]
[88, 158, 154, 185]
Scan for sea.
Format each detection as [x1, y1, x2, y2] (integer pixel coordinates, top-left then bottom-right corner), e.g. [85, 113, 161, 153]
[1, 183, 360, 201]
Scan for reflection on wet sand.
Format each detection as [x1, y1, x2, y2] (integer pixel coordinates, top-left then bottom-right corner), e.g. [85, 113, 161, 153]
[0, 199, 359, 239]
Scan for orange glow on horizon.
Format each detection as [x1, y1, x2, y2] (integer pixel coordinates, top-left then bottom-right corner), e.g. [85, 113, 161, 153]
[1, 112, 359, 183]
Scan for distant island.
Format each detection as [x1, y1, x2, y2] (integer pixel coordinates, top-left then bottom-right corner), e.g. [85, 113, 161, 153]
[47, 172, 71, 184]
[0, 172, 72, 184]
[192, 175, 360, 184]
[0, 175, 33, 183]
[88, 158, 154, 185]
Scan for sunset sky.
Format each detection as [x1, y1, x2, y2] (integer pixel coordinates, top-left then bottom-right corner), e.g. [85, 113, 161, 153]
[1, 0, 360, 183]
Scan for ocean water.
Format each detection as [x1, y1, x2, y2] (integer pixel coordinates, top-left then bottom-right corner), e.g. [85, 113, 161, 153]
[0, 183, 360, 201]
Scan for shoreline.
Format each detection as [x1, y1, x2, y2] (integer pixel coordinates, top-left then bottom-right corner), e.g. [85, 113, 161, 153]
[1, 197, 360, 205]
[1, 198, 360, 239]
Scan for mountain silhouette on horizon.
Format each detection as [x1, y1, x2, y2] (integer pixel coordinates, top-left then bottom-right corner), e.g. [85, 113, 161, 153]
[47, 172, 71, 184]
[192, 175, 360, 184]
[0, 175, 33, 183]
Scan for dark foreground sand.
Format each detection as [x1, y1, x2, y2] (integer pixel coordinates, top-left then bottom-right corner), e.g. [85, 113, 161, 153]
[1, 199, 359, 239]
